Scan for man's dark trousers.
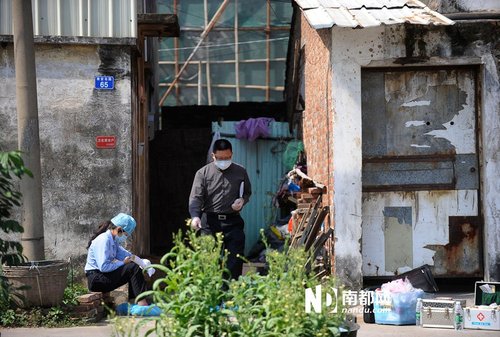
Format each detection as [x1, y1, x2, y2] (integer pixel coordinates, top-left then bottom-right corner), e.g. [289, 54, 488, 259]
[201, 212, 245, 279]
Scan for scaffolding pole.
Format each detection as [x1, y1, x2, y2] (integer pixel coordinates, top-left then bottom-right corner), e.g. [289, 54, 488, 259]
[234, 0, 240, 101]
[158, 0, 230, 106]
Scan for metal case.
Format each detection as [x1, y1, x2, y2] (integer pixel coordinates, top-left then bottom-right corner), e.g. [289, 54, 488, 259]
[421, 298, 466, 329]
[464, 306, 500, 330]
[464, 281, 500, 330]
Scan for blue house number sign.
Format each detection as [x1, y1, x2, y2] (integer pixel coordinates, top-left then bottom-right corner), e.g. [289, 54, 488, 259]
[95, 76, 115, 90]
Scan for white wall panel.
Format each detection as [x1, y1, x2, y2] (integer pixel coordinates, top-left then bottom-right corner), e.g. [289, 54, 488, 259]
[0, 0, 136, 38]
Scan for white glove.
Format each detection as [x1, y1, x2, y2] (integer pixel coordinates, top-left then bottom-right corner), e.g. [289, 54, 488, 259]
[130, 256, 156, 277]
[142, 258, 155, 277]
[231, 198, 244, 211]
[191, 217, 201, 230]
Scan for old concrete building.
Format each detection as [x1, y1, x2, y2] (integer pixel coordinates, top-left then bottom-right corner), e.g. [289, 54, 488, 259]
[286, 0, 500, 288]
[0, 1, 178, 260]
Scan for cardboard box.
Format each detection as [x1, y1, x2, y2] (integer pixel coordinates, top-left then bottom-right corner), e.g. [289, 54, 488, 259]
[373, 289, 424, 325]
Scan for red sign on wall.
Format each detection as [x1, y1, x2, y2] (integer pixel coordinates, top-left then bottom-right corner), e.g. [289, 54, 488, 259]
[96, 136, 116, 149]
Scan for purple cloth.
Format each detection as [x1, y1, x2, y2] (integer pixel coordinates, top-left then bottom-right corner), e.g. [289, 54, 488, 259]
[235, 118, 275, 141]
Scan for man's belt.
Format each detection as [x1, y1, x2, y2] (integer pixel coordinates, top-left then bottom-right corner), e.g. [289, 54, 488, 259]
[205, 212, 240, 220]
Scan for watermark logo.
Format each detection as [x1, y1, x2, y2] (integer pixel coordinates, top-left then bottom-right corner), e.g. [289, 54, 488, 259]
[305, 286, 391, 314]
[305, 285, 338, 313]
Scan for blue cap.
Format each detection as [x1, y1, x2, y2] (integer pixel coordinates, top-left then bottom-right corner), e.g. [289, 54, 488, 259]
[111, 213, 136, 235]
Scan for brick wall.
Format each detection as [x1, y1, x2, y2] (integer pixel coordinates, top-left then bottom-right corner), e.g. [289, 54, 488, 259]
[300, 14, 334, 229]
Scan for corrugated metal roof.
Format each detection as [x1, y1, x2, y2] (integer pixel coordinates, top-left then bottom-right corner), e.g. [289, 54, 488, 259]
[0, 0, 137, 38]
[295, 0, 454, 29]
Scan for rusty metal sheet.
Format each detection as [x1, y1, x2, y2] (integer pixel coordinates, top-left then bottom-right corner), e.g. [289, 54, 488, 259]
[363, 159, 455, 191]
[425, 216, 482, 277]
[363, 68, 476, 157]
[362, 190, 480, 277]
[361, 67, 480, 278]
[455, 154, 479, 190]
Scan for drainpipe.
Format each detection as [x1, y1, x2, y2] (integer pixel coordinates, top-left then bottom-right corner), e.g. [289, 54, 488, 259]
[444, 12, 500, 21]
[12, 0, 45, 261]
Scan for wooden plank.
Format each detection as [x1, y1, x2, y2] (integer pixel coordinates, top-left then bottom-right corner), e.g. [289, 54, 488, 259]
[298, 195, 322, 246]
[304, 206, 329, 251]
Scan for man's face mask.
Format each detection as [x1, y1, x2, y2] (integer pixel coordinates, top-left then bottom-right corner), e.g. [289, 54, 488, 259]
[214, 159, 232, 170]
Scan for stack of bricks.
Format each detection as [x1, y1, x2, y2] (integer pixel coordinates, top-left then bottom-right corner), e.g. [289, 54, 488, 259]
[295, 187, 323, 210]
[297, 187, 323, 209]
[291, 187, 325, 232]
[71, 292, 111, 323]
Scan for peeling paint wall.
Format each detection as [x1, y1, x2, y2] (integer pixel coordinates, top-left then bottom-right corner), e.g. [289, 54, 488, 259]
[327, 18, 500, 286]
[362, 191, 479, 276]
[0, 41, 133, 260]
[422, 0, 500, 13]
[330, 25, 398, 289]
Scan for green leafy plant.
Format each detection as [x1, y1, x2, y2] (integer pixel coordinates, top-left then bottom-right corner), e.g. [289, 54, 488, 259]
[226, 248, 345, 337]
[0, 306, 75, 328]
[138, 230, 230, 337]
[0, 279, 88, 327]
[0, 308, 17, 326]
[62, 282, 89, 307]
[127, 229, 346, 337]
[0, 150, 31, 266]
[1, 150, 32, 314]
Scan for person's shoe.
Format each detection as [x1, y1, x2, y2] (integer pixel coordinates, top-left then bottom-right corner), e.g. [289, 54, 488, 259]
[129, 304, 162, 316]
[115, 302, 131, 315]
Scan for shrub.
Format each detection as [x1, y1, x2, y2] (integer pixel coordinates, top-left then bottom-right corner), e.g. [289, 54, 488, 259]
[139, 231, 230, 337]
[0, 150, 31, 313]
[0, 150, 31, 266]
[132, 230, 345, 337]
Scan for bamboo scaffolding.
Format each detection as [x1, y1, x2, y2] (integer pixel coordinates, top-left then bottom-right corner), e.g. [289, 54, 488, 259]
[173, 0, 180, 105]
[158, 82, 284, 91]
[159, 58, 286, 65]
[265, 0, 271, 101]
[158, 0, 230, 106]
[234, 0, 240, 101]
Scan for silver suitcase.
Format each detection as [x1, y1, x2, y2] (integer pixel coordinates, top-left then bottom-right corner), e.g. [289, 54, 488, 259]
[422, 298, 466, 329]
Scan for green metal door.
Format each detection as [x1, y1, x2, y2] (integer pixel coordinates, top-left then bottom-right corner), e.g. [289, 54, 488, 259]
[212, 121, 293, 255]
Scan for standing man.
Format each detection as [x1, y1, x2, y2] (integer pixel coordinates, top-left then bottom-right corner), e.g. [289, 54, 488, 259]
[189, 139, 252, 279]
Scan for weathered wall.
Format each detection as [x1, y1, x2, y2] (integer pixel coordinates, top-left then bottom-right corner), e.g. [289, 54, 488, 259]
[330, 25, 396, 289]
[422, 0, 500, 13]
[0, 41, 133, 260]
[299, 14, 334, 234]
[326, 19, 500, 286]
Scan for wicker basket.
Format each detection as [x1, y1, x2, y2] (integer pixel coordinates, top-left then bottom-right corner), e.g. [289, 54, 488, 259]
[3, 260, 69, 308]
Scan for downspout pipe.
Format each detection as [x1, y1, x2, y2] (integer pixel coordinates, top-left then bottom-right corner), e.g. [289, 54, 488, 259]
[444, 12, 500, 21]
[12, 0, 45, 260]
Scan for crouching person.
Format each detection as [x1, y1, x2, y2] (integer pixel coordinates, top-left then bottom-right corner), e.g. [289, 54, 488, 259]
[84, 213, 160, 316]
